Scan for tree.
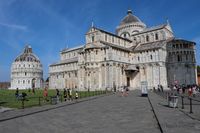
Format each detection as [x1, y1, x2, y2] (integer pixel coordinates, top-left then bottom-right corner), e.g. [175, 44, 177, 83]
[197, 65, 200, 73]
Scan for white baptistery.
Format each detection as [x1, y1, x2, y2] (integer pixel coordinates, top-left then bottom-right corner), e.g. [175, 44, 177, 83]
[10, 45, 43, 90]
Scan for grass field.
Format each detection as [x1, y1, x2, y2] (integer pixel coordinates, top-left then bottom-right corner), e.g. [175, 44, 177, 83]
[0, 89, 106, 109]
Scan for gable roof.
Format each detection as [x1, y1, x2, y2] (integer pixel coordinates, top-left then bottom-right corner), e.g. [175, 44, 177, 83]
[132, 24, 167, 36]
[89, 26, 132, 42]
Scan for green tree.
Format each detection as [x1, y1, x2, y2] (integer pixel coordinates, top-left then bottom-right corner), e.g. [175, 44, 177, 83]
[197, 65, 200, 73]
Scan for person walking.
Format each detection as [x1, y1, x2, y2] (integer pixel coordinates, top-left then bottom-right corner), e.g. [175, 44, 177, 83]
[15, 88, 19, 98]
[56, 89, 60, 102]
[43, 87, 48, 102]
[32, 88, 35, 95]
[120, 86, 124, 97]
[188, 86, 192, 97]
[67, 88, 70, 100]
[69, 89, 73, 101]
[75, 91, 79, 102]
[63, 88, 67, 101]
[192, 85, 197, 97]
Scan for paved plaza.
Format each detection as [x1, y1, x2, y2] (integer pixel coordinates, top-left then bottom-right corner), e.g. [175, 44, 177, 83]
[0, 91, 160, 133]
[1, 90, 200, 133]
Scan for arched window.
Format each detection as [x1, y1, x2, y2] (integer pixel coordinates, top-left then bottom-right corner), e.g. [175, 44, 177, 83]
[155, 33, 159, 40]
[146, 35, 149, 42]
[105, 34, 107, 41]
[92, 36, 95, 42]
[177, 55, 181, 62]
[150, 55, 153, 60]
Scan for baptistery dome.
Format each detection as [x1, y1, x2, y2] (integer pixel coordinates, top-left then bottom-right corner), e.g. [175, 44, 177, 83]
[10, 45, 43, 90]
[14, 45, 40, 63]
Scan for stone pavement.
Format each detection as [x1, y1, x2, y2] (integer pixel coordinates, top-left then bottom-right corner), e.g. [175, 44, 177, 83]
[149, 92, 200, 133]
[0, 91, 160, 133]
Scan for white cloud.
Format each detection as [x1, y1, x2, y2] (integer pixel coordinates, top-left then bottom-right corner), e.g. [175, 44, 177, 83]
[0, 22, 27, 30]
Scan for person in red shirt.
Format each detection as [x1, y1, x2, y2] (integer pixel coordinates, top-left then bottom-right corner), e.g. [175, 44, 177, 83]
[188, 86, 192, 97]
[43, 87, 48, 101]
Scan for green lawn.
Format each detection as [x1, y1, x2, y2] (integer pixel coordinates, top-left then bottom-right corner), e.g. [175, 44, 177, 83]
[0, 89, 106, 109]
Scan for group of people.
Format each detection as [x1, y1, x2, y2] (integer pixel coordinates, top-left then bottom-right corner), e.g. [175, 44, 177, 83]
[120, 86, 129, 97]
[43, 88, 79, 102]
[172, 84, 199, 97]
[153, 85, 164, 92]
[15, 88, 29, 100]
[63, 88, 79, 101]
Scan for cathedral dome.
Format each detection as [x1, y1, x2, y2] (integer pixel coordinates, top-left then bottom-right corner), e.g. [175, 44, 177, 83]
[119, 10, 142, 26]
[14, 45, 40, 63]
[116, 10, 146, 38]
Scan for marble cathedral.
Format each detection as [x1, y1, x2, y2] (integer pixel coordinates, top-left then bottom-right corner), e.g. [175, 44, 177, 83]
[49, 10, 197, 90]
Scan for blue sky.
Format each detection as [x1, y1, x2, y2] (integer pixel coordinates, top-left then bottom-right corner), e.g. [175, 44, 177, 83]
[0, 0, 200, 82]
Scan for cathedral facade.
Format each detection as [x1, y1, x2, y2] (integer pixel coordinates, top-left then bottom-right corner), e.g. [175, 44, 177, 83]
[49, 10, 197, 90]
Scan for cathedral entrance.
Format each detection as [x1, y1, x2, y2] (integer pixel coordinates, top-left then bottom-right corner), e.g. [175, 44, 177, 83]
[127, 77, 130, 87]
[125, 65, 139, 89]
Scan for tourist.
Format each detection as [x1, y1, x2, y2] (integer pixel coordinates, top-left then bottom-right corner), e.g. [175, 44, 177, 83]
[56, 89, 60, 102]
[69, 89, 73, 101]
[63, 88, 67, 101]
[32, 88, 35, 95]
[173, 85, 177, 95]
[75, 91, 79, 101]
[160, 85, 164, 92]
[15, 88, 19, 98]
[192, 85, 197, 97]
[188, 86, 192, 97]
[67, 88, 70, 100]
[157, 85, 161, 92]
[43, 87, 48, 102]
[120, 86, 124, 97]
[177, 87, 180, 94]
[125, 86, 129, 96]
[153, 87, 156, 92]
[182, 87, 185, 94]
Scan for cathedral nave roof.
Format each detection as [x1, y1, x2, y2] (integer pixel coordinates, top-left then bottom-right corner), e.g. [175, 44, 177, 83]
[100, 41, 132, 52]
[132, 24, 167, 36]
[134, 40, 167, 52]
[61, 45, 84, 53]
[91, 27, 132, 42]
[50, 57, 78, 67]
